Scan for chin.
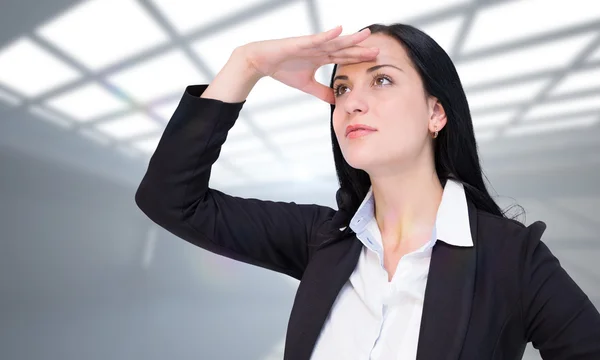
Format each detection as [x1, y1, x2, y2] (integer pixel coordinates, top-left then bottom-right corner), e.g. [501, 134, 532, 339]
[341, 149, 377, 171]
[342, 145, 407, 173]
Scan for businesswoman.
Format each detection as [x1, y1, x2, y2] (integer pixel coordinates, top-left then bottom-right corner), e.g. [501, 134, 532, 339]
[135, 24, 600, 359]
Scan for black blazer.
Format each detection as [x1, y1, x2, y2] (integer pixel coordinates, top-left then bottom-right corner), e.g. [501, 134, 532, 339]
[135, 85, 600, 360]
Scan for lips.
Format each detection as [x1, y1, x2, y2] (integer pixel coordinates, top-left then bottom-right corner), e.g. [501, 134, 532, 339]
[345, 124, 377, 137]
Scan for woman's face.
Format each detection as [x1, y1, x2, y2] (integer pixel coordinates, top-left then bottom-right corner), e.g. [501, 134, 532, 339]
[332, 33, 446, 175]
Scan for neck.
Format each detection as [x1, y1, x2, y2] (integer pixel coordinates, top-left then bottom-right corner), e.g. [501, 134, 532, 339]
[370, 163, 443, 252]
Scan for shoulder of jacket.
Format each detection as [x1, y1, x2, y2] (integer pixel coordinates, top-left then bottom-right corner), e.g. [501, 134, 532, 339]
[476, 209, 547, 244]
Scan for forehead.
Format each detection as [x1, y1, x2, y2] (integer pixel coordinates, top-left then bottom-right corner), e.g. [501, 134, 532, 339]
[335, 33, 410, 72]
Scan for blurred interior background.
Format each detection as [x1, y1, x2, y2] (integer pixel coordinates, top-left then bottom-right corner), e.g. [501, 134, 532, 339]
[1, 0, 599, 359]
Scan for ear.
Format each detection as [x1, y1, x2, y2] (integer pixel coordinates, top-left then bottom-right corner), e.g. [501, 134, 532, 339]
[428, 97, 447, 134]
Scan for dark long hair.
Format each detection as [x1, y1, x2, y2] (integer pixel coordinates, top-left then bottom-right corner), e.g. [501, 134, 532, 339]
[328, 23, 514, 231]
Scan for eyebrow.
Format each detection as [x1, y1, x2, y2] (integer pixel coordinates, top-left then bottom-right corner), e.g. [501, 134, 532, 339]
[333, 64, 403, 83]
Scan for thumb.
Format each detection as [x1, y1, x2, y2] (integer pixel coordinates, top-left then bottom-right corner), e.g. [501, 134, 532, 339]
[302, 80, 335, 104]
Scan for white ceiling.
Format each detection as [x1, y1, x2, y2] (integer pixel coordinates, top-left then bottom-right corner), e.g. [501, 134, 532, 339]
[0, 0, 599, 189]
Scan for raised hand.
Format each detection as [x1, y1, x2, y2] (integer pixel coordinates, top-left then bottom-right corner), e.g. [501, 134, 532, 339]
[240, 26, 379, 104]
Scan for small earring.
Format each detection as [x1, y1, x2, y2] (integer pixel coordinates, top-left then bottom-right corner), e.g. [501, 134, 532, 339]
[432, 127, 439, 139]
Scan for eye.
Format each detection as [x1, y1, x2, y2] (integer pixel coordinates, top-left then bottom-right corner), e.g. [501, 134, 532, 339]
[333, 84, 348, 97]
[332, 73, 393, 98]
[373, 73, 392, 87]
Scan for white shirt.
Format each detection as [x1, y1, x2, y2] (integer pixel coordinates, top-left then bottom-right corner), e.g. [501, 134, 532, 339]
[310, 180, 473, 360]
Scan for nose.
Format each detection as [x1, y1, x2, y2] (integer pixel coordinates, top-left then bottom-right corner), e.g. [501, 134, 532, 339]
[342, 88, 369, 115]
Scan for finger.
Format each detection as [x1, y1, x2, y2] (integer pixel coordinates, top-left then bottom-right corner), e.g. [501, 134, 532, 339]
[302, 80, 336, 104]
[319, 28, 372, 52]
[325, 49, 379, 66]
[328, 56, 376, 66]
[297, 26, 343, 49]
[329, 46, 379, 60]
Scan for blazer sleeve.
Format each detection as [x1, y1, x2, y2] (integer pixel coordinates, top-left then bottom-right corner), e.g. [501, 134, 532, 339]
[521, 222, 600, 359]
[135, 85, 336, 280]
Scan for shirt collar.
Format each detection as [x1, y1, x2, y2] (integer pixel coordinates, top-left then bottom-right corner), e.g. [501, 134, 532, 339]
[348, 179, 473, 247]
[436, 180, 473, 247]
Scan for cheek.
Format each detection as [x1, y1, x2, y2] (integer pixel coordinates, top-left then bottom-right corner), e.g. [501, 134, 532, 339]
[379, 106, 429, 150]
[384, 123, 422, 153]
[384, 96, 429, 129]
[332, 111, 344, 140]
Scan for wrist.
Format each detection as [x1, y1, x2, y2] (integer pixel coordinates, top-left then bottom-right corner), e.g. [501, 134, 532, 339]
[200, 47, 263, 102]
[228, 46, 264, 84]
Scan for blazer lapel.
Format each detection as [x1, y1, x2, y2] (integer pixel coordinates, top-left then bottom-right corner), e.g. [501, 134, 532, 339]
[284, 235, 363, 360]
[416, 200, 478, 360]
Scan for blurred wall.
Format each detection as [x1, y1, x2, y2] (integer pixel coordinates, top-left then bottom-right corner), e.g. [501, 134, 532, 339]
[0, 146, 296, 360]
